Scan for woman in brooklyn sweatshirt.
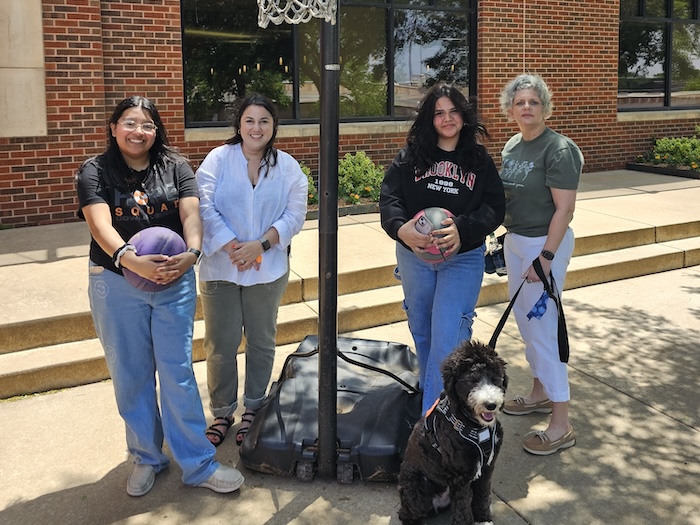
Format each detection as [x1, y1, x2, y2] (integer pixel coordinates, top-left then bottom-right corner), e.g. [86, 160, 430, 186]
[380, 84, 505, 413]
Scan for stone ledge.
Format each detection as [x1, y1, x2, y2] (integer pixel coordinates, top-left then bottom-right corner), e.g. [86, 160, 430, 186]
[626, 163, 700, 179]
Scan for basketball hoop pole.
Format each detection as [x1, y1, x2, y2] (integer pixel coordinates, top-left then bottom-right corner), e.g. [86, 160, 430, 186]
[317, 17, 340, 480]
[256, 0, 340, 480]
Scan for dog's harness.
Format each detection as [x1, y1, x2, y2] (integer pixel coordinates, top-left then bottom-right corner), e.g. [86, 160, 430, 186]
[424, 394, 497, 479]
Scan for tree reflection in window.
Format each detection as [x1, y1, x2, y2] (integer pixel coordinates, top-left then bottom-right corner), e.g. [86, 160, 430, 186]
[182, 0, 474, 125]
[619, 1, 700, 110]
[182, 0, 293, 124]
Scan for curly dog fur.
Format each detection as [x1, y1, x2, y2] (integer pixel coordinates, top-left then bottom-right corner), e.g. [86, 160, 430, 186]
[397, 340, 508, 525]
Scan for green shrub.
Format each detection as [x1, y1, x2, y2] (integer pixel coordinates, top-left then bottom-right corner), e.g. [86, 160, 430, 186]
[636, 126, 700, 171]
[300, 163, 318, 206]
[337, 151, 384, 204]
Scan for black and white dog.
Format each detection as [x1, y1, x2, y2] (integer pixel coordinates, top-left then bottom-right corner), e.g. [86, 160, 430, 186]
[398, 340, 508, 525]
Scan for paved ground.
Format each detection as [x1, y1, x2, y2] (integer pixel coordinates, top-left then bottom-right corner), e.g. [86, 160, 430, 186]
[1, 267, 698, 525]
[0, 169, 699, 524]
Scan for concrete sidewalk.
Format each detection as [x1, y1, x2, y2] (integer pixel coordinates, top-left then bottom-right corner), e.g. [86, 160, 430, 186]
[0, 269, 698, 525]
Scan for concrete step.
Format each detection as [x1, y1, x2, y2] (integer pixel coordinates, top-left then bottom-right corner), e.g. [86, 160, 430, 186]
[3, 237, 700, 399]
[4, 168, 700, 398]
[2, 212, 692, 356]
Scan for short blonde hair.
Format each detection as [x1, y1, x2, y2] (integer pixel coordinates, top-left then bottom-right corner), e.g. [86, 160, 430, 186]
[500, 74, 553, 119]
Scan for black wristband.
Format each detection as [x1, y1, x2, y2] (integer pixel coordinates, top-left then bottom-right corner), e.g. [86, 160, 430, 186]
[112, 243, 129, 266]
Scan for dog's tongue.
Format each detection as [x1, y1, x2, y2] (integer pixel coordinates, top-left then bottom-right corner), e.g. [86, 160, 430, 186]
[482, 412, 494, 422]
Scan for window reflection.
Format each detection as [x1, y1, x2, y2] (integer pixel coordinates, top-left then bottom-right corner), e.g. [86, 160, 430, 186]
[340, 7, 387, 118]
[671, 23, 700, 106]
[618, 21, 665, 108]
[620, 0, 641, 17]
[673, 0, 693, 19]
[394, 10, 468, 115]
[298, 9, 388, 119]
[182, 0, 474, 125]
[182, 0, 293, 125]
[646, 0, 667, 17]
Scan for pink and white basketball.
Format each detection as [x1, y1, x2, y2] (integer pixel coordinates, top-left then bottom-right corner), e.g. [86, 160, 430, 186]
[413, 207, 459, 263]
[122, 226, 186, 292]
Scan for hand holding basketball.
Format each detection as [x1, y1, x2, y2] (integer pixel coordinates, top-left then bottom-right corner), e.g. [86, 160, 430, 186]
[411, 208, 461, 263]
[122, 226, 187, 292]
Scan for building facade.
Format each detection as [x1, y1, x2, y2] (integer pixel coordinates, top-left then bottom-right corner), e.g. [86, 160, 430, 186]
[1, 0, 699, 227]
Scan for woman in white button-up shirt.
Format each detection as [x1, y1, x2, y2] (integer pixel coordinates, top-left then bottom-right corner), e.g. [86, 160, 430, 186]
[196, 94, 308, 447]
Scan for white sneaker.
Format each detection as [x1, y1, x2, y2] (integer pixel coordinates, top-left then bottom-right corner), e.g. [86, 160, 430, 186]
[196, 465, 245, 493]
[127, 464, 156, 497]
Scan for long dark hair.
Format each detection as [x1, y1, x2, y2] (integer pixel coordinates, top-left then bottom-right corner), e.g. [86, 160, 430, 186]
[405, 84, 490, 176]
[225, 93, 279, 176]
[99, 96, 177, 189]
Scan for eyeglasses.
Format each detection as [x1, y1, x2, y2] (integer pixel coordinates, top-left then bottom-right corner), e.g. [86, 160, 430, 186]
[119, 120, 157, 133]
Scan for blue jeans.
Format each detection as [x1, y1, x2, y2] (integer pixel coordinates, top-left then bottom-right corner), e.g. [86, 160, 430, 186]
[395, 243, 485, 413]
[88, 263, 218, 485]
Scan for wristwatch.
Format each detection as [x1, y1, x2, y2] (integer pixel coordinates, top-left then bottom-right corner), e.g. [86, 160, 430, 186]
[260, 238, 271, 251]
[187, 248, 203, 264]
[540, 249, 555, 261]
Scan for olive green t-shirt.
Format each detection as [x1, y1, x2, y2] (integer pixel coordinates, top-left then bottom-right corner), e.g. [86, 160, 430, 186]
[500, 127, 583, 237]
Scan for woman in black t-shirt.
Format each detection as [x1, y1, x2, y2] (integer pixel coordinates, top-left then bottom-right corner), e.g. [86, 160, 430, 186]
[76, 96, 244, 496]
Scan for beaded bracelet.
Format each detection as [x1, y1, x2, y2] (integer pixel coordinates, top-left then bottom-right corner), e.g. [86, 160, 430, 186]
[112, 243, 137, 268]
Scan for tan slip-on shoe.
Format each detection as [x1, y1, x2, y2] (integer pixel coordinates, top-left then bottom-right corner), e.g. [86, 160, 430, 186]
[503, 396, 553, 415]
[523, 426, 576, 455]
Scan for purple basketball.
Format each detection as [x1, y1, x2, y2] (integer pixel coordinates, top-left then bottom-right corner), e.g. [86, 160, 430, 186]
[122, 226, 186, 292]
[413, 207, 460, 264]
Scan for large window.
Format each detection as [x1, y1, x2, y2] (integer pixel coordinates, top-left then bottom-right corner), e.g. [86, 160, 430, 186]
[182, 0, 476, 126]
[619, 0, 700, 110]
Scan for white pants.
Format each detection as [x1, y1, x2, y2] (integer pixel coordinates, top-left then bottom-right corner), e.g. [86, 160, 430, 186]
[503, 229, 574, 402]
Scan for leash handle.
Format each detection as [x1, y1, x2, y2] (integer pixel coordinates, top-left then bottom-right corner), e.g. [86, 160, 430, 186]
[488, 279, 525, 350]
[532, 257, 570, 363]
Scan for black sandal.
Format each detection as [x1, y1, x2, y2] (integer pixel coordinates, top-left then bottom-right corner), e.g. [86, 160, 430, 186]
[205, 416, 233, 447]
[235, 409, 257, 446]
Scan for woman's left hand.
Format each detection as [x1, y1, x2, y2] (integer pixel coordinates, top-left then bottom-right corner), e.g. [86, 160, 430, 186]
[155, 252, 195, 284]
[432, 217, 461, 256]
[229, 240, 263, 271]
[523, 255, 552, 283]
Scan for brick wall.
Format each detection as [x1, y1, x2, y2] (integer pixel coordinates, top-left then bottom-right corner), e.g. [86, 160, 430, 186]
[0, 0, 105, 226]
[0, 0, 698, 227]
[478, 0, 622, 167]
[478, 0, 698, 169]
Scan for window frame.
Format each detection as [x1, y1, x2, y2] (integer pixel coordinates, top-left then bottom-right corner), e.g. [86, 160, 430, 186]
[180, 0, 477, 127]
[619, 0, 700, 111]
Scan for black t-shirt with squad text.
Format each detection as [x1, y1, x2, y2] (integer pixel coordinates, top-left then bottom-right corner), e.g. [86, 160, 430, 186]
[76, 155, 198, 274]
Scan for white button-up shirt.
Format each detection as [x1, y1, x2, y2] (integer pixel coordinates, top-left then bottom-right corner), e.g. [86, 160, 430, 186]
[196, 143, 308, 286]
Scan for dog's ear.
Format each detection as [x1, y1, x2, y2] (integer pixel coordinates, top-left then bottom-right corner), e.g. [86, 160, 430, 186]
[440, 349, 461, 400]
[440, 340, 478, 400]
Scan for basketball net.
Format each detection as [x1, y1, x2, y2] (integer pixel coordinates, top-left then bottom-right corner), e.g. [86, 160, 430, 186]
[257, 0, 337, 28]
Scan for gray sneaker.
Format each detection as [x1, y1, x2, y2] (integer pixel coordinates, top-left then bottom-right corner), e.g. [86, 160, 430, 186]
[196, 465, 245, 493]
[127, 464, 156, 497]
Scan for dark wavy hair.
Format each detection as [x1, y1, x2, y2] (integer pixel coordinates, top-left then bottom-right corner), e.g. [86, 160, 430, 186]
[225, 93, 279, 177]
[99, 96, 178, 189]
[405, 85, 490, 176]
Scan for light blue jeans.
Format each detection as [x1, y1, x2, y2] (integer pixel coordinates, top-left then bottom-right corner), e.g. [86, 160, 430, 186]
[88, 262, 218, 485]
[395, 243, 485, 413]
